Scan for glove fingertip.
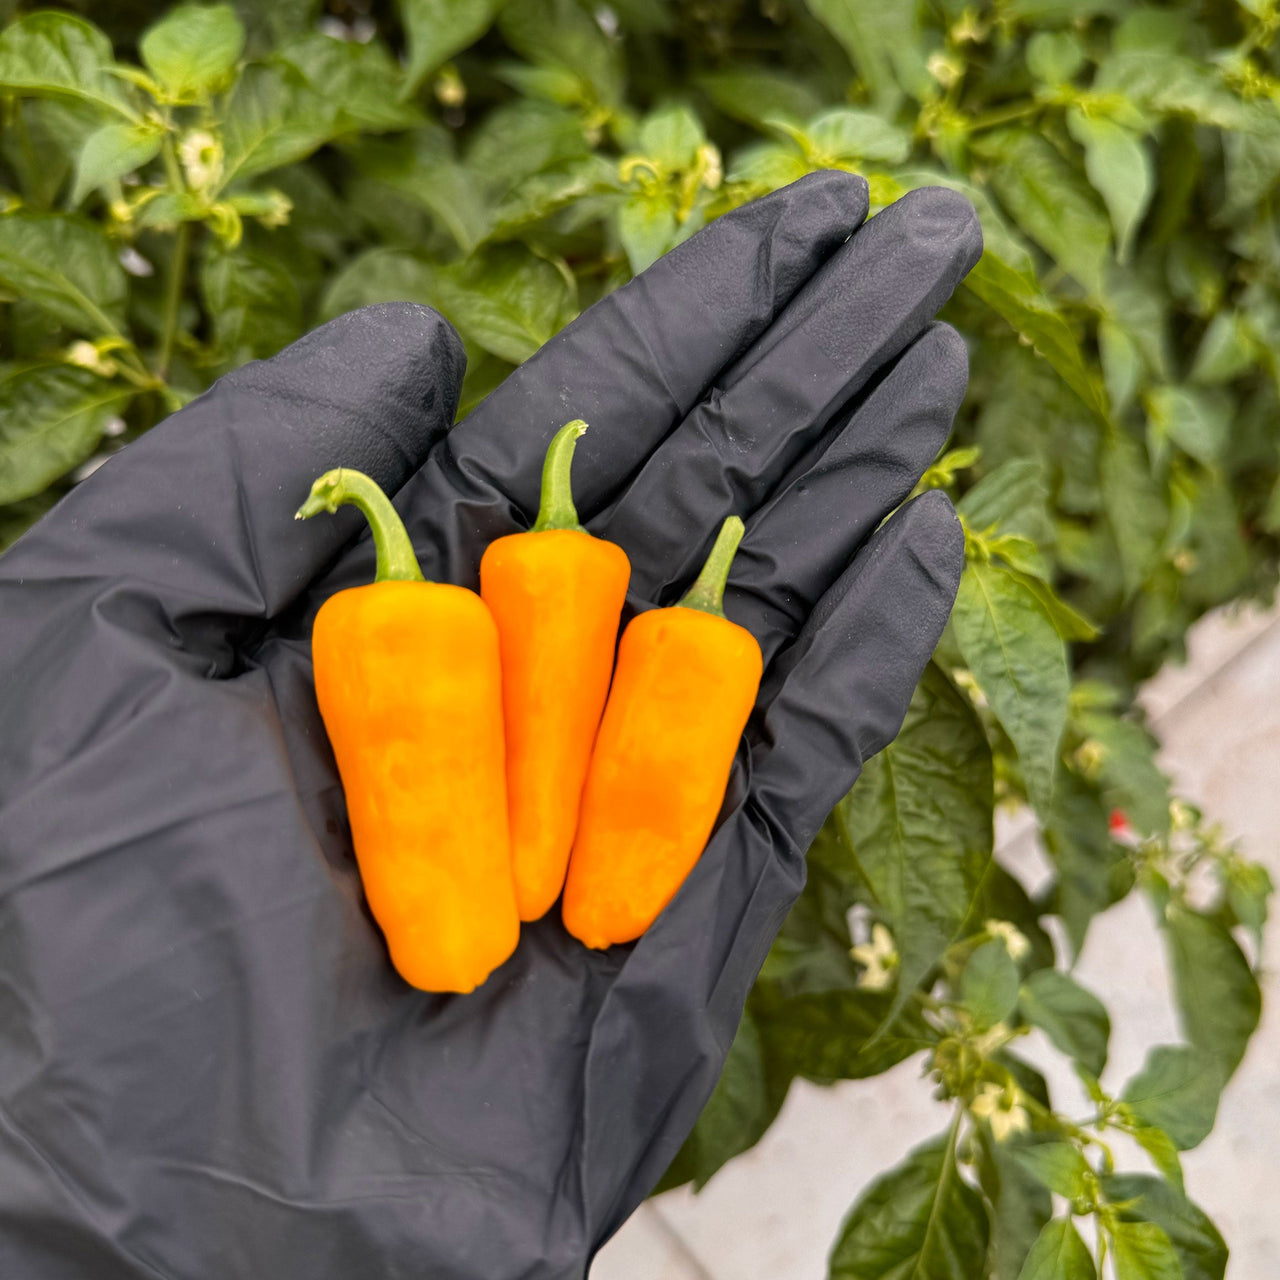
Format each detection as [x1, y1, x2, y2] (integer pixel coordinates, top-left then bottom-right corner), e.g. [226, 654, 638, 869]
[228, 302, 467, 494]
[893, 185, 985, 278]
[904, 487, 966, 604]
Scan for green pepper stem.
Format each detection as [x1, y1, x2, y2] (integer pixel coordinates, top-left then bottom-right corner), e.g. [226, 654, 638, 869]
[531, 419, 588, 533]
[295, 468, 426, 584]
[678, 516, 745, 618]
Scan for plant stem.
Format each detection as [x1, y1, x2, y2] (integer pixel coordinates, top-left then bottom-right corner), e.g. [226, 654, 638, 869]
[678, 516, 745, 618]
[1020, 1092, 1116, 1164]
[161, 131, 183, 189]
[531, 420, 588, 532]
[114, 356, 161, 389]
[968, 100, 1040, 132]
[295, 469, 426, 584]
[157, 221, 190, 380]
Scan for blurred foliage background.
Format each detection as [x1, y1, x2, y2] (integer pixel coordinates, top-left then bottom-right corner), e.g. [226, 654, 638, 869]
[0, 1, 1276, 1276]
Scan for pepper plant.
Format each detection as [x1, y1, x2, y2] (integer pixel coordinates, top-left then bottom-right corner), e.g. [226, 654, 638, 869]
[0, 1, 1275, 1277]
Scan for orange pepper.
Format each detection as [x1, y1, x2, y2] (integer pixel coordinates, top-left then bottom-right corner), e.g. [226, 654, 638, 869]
[481, 421, 631, 920]
[562, 517, 762, 949]
[297, 470, 518, 993]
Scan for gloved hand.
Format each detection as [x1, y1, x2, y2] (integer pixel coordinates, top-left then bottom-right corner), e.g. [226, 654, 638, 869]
[0, 173, 980, 1279]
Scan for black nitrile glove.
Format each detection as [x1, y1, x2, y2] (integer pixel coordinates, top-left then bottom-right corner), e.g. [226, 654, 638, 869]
[0, 174, 981, 1279]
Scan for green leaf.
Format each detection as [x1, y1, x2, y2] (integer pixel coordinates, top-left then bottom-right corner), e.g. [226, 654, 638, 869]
[726, 141, 812, 193]
[71, 121, 163, 204]
[1164, 904, 1261, 1078]
[799, 108, 911, 164]
[400, 0, 504, 92]
[486, 157, 619, 241]
[965, 861, 1055, 975]
[1130, 1125, 1184, 1195]
[655, 1003, 791, 1192]
[220, 62, 340, 186]
[1098, 316, 1141, 415]
[804, 0, 931, 108]
[465, 99, 590, 192]
[1120, 1044, 1222, 1151]
[970, 347, 1097, 513]
[276, 33, 421, 132]
[0, 212, 127, 338]
[0, 364, 131, 505]
[959, 459, 1050, 533]
[499, 0, 622, 105]
[639, 104, 705, 171]
[1112, 9, 1191, 52]
[1101, 1175, 1227, 1280]
[1105, 268, 1171, 380]
[973, 1130, 1053, 1280]
[1145, 386, 1229, 466]
[0, 98, 98, 209]
[982, 533, 1044, 580]
[1005, 570, 1100, 642]
[1018, 968, 1109, 1076]
[318, 249, 439, 322]
[963, 251, 1107, 421]
[1072, 710, 1170, 837]
[1225, 859, 1271, 955]
[134, 191, 208, 232]
[1043, 773, 1134, 957]
[999, 1052, 1052, 1111]
[0, 12, 137, 122]
[1100, 428, 1166, 596]
[619, 190, 678, 273]
[1093, 51, 1269, 133]
[353, 129, 490, 254]
[765, 989, 934, 1082]
[1011, 1142, 1091, 1200]
[984, 130, 1111, 299]
[834, 664, 993, 1026]
[491, 61, 589, 106]
[1164, 238, 1221, 321]
[829, 1129, 989, 1280]
[962, 939, 1022, 1031]
[139, 3, 245, 98]
[952, 559, 1069, 813]
[1065, 111, 1153, 264]
[1180, 468, 1250, 606]
[1016, 1217, 1096, 1280]
[699, 67, 825, 129]
[1189, 312, 1255, 386]
[200, 244, 301, 364]
[760, 852, 860, 996]
[232, 0, 323, 47]
[959, 459, 1055, 575]
[1110, 1220, 1183, 1280]
[434, 246, 574, 363]
[1221, 117, 1280, 220]
[1025, 32, 1085, 85]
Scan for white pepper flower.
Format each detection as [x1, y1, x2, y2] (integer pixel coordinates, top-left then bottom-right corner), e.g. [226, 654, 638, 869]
[851, 923, 898, 991]
[985, 919, 1030, 961]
